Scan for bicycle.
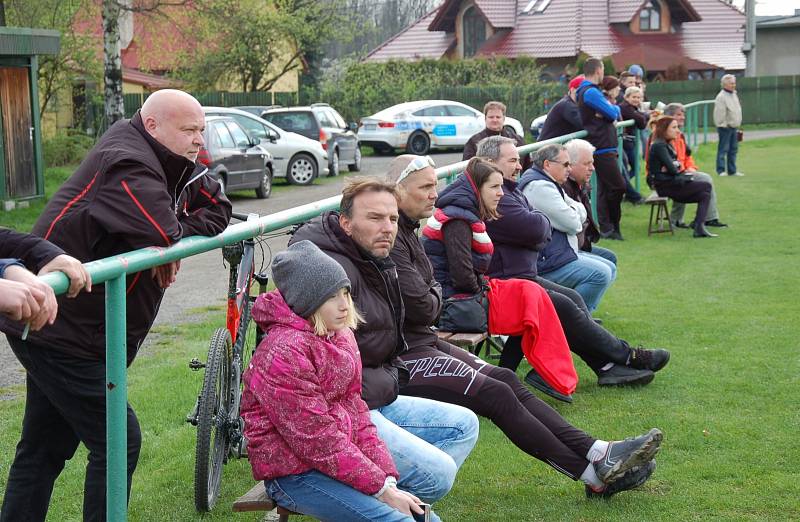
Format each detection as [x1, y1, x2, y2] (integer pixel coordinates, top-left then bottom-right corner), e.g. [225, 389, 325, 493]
[186, 212, 274, 512]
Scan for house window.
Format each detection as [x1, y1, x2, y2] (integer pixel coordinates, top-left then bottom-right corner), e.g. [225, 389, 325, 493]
[463, 6, 486, 58]
[639, 0, 661, 31]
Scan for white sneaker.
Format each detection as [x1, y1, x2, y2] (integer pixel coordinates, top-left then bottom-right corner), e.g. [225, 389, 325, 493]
[730, 171, 745, 177]
[718, 172, 728, 176]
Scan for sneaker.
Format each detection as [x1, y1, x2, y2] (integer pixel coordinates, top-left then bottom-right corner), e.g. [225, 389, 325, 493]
[525, 369, 573, 403]
[628, 347, 671, 372]
[705, 219, 728, 228]
[592, 428, 663, 484]
[673, 221, 690, 229]
[586, 460, 657, 499]
[597, 364, 654, 386]
[606, 231, 624, 241]
[730, 171, 745, 177]
[718, 172, 728, 176]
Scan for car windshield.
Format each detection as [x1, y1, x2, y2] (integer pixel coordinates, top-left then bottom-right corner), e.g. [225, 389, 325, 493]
[412, 106, 449, 117]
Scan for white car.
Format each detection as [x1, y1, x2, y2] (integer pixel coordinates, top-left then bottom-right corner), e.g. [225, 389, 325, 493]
[203, 107, 329, 185]
[358, 100, 525, 155]
[530, 114, 548, 141]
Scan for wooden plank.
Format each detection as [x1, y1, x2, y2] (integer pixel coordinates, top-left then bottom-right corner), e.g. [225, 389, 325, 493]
[447, 332, 488, 347]
[0, 67, 34, 198]
[435, 331, 454, 341]
[232, 483, 276, 512]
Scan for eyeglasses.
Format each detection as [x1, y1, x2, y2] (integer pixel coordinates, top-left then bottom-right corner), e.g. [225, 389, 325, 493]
[547, 159, 571, 168]
[397, 155, 435, 183]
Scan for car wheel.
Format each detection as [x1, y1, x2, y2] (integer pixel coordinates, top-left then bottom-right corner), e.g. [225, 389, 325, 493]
[407, 131, 430, 155]
[216, 173, 227, 195]
[348, 145, 362, 172]
[503, 125, 519, 138]
[255, 164, 272, 199]
[329, 149, 340, 177]
[286, 153, 317, 185]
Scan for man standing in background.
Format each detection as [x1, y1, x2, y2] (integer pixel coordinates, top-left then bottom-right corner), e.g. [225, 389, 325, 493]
[713, 74, 744, 177]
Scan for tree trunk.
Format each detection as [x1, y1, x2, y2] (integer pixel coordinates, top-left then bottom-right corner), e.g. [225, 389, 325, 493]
[103, 0, 125, 126]
[0, 1, 6, 26]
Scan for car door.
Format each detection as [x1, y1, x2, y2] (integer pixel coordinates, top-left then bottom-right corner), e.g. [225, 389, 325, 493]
[446, 103, 484, 145]
[211, 121, 244, 189]
[413, 105, 460, 147]
[327, 108, 357, 163]
[225, 120, 264, 186]
[229, 113, 285, 177]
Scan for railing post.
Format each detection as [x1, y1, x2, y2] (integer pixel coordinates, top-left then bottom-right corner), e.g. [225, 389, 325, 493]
[633, 129, 641, 191]
[703, 104, 709, 145]
[106, 275, 128, 522]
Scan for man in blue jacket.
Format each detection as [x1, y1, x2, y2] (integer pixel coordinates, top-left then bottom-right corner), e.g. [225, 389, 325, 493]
[576, 58, 626, 240]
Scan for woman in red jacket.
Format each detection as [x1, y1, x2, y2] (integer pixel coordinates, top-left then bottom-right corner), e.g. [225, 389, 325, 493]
[241, 240, 430, 521]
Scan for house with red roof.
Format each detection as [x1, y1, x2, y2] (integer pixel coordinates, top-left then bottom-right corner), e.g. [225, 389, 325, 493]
[366, 0, 746, 80]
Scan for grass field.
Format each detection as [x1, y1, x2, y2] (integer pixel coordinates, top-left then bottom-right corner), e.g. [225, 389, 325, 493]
[1, 136, 799, 521]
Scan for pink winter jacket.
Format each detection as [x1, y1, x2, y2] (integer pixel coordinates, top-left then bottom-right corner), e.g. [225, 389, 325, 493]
[240, 290, 399, 495]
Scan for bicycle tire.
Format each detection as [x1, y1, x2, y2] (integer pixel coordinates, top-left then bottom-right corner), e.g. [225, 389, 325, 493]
[194, 327, 233, 512]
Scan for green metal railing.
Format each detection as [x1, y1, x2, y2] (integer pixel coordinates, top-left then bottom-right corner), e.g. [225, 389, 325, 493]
[35, 111, 718, 520]
[683, 100, 715, 151]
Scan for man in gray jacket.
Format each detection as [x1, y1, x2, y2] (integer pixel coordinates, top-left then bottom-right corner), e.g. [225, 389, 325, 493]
[713, 74, 743, 177]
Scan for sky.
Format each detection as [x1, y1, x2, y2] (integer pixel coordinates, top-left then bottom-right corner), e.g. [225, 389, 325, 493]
[731, 0, 800, 15]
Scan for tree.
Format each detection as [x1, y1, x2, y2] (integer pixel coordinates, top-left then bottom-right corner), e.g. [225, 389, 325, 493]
[183, 0, 347, 92]
[3, 0, 101, 120]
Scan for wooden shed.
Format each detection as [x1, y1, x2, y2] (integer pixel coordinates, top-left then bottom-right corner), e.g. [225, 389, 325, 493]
[0, 27, 60, 209]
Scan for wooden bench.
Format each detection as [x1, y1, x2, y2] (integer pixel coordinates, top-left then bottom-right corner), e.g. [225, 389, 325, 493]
[436, 330, 503, 359]
[233, 482, 296, 521]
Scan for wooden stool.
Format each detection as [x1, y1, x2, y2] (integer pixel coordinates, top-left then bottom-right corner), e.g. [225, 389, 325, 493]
[645, 195, 673, 235]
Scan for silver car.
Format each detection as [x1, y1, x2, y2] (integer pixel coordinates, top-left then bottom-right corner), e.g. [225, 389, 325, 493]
[358, 100, 525, 155]
[203, 107, 329, 185]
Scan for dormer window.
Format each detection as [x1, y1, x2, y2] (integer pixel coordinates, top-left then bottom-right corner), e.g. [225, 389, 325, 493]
[639, 0, 662, 31]
[463, 6, 486, 57]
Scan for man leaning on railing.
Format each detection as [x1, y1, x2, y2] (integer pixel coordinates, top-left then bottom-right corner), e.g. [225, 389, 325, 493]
[0, 89, 232, 522]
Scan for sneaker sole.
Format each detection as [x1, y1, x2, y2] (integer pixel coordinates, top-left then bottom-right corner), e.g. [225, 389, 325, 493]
[597, 371, 655, 387]
[602, 428, 662, 483]
[525, 373, 574, 403]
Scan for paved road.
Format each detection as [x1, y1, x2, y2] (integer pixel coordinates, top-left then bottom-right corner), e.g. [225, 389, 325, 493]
[0, 150, 463, 389]
[4, 127, 799, 388]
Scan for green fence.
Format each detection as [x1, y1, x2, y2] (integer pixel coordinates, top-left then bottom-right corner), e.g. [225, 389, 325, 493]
[645, 75, 800, 125]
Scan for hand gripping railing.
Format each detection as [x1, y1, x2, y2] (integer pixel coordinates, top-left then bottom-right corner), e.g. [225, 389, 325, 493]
[33, 118, 646, 521]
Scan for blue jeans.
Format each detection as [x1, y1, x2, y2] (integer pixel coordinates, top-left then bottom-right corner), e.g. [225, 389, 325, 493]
[370, 395, 479, 502]
[266, 470, 441, 522]
[587, 246, 617, 266]
[716, 127, 739, 174]
[540, 253, 616, 312]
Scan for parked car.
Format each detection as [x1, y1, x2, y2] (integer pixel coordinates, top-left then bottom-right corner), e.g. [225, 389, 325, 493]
[204, 107, 329, 185]
[200, 115, 273, 198]
[260, 103, 361, 177]
[357, 100, 525, 155]
[530, 114, 548, 141]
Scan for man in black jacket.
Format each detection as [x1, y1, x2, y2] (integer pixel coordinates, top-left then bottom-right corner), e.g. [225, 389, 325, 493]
[291, 178, 479, 504]
[0, 89, 231, 522]
[538, 75, 585, 142]
[463, 101, 532, 171]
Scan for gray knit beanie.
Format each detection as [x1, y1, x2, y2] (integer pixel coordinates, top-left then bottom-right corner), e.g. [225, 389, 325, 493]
[272, 240, 351, 318]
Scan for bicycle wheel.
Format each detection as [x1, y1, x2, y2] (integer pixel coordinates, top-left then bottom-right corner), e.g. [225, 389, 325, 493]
[194, 327, 233, 512]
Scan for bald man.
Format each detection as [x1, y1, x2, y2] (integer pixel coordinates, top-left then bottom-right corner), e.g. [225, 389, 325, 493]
[0, 89, 231, 521]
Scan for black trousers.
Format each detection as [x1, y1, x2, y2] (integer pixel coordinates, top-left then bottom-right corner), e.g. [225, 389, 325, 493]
[499, 277, 631, 374]
[1, 336, 141, 522]
[655, 179, 713, 227]
[400, 343, 595, 479]
[594, 152, 627, 235]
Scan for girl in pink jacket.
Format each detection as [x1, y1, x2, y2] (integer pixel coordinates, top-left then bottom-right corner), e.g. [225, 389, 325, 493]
[241, 240, 432, 521]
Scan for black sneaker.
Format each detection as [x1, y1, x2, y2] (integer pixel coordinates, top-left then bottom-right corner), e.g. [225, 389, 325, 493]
[705, 219, 728, 228]
[629, 347, 671, 372]
[673, 221, 690, 229]
[592, 428, 662, 483]
[524, 369, 573, 403]
[597, 364, 654, 386]
[586, 460, 656, 499]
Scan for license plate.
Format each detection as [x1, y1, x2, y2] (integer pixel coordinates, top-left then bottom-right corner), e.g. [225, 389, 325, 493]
[364, 124, 377, 131]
